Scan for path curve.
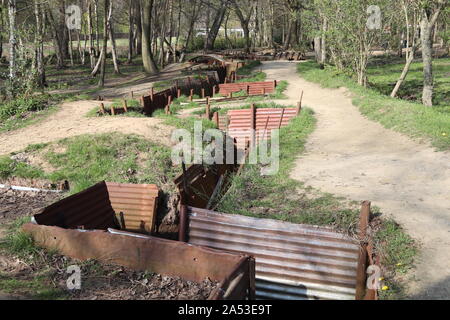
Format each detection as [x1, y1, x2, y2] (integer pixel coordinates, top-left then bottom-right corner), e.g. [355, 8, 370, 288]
[0, 100, 174, 155]
[261, 60, 450, 299]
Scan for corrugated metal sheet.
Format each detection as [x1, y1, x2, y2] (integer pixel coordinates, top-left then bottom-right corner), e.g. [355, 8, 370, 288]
[174, 164, 237, 208]
[34, 181, 159, 234]
[106, 182, 159, 233]
[23, 222, 254, 300]
[185, 206, 360, 300]
[222, 107, 299, 148]
[219, 81, 276, 95]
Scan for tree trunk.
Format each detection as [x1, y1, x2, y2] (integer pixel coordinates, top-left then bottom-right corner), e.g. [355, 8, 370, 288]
[108, 2, 120, 74]
[419, 2, 445, 106]
[421, 18, 433, 106]
[320, 17, 327, 68]
[0, 4, 4, 59]
[142, 0, 158, 74]
[7, 0, 17, 87]
[127, 0, 134, 63]
[34, 0, 46, 88]
[135, 0, 142, 55]
[98, 0, 109, 87]
[87, 0, 96, 68]
[205, 6, 227, 51]
[391, 52, 415, 98]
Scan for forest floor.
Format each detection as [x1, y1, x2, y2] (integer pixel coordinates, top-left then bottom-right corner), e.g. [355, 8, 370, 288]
[259, 60, 450, 299]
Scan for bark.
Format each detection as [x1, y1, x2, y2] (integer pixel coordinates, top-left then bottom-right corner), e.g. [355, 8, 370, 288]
[34, 0, 46, 88]
[205, 5, 227, 51]
[8, 0, 17, 81]
[127, 0, 134, 63]
[108, 2, 120, 74]
[320, 16, 327, 68]
[98, 0, 109, 87]
[142, 0, 158, 74]
[420, 3, 444, 107]
[88, 0, 96, 68]
[135, 0, 142, 55]
[232, 0, 255, 53]
[0, 4, 4, 59]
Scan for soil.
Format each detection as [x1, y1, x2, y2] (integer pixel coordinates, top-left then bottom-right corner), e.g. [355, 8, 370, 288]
[0, 100, 174, 156]
[65, 268, 219, 300]
[0, 188, 61, 223]
[260, 60, 450, 299]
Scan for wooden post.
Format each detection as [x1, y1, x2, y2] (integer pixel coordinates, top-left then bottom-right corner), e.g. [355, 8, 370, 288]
[189, 89, 194, 101]
[168, 95, 172, 105]
[122, 99, 128, 112]
[250, 103, 256, 148]
[262, 88, 265, 95]
[273, 80, 277, 88]
[296, 101, 302, 115]
[178, 205, 188, 242]
[140, 96, 144, 107]
[99, 103, 106, 114]
[355, 201, 371, 300]
[201, 88, 205, 98]
[246, 85, 250, 96]
[213, 112, 219, 128]
[150, 87, 154, 101]
[110, 105, 115, 115]
[206, 104, 211, 120]
[228, 92, 233, 99]
[130, 91, 134, 98]
[212, 85, 216, 96]
[177, 88, 181, 98]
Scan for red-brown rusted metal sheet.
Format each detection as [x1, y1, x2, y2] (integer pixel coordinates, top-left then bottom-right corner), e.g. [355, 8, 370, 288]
[173, 163, 237, 208]
[222, 107, 298, 148]
[22, 223, 253, 300]
[218, 81, 276, 96]
[183, 206, 362, 300]
[33, 181, 159, 234]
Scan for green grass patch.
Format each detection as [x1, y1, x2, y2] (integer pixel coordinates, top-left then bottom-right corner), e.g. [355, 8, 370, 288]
[0, 133, 179, 194]
[374, 218, 417, 299]
[297, 61, 450, 150]
[215, 107, 361, 230]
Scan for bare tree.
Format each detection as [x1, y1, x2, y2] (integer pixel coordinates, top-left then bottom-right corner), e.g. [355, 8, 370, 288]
[231, 0, 256, 53]
[7, 0, 16, 83]
[420, 0, 446, 106]
[142, 0, 158, 74]
[98, 0, 109, 87]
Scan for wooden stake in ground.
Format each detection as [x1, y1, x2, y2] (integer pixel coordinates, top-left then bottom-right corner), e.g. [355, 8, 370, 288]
[122, 99, 128, 112]
[206, 104, 211, 120]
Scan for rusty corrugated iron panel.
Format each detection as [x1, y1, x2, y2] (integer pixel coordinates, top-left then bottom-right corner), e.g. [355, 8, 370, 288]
[223, 107, 298, 147]
[219, 81, 276, 95]
[174, 164, 237, 208]
[33, 181, 159, 234]
[185, 206, 360, 300]
[22, 223, 254, 300]
[106, 182, 159, 233]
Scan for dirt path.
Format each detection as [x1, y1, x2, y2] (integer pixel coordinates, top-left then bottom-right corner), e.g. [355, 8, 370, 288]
[261, 60, 450, 299]
[0, 100, 174, 155]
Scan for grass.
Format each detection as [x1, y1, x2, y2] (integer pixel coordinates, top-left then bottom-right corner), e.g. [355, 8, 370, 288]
[367, 56, 450, 110]
[215, 107, 361, 231]
[211, 103, 415, 299]
[85, 98, 145, 118]
[297, 60, 450, 150]
[0, 133, 179, 194]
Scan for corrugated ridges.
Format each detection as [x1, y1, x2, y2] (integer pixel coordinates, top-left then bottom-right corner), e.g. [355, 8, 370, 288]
[186, 207, 360, 300]
[106, 182, 159, 233]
